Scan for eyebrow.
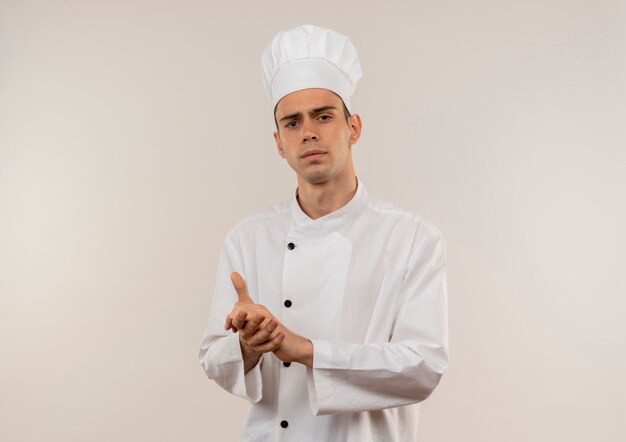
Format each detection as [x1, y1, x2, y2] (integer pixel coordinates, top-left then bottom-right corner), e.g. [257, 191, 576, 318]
[278, 105, 338, 122]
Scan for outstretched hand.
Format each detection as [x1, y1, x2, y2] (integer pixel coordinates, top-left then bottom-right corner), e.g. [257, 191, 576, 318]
[224, 272, 313, 367]
[225, 272, 286, 355]
[224, 271, 260, 332]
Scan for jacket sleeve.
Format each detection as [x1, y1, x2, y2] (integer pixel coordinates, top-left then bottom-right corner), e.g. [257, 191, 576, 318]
[198, 236, 263, 403]
[306, 230, 449, 415]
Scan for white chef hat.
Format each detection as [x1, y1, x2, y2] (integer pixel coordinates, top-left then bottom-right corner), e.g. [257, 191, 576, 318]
[261, 24, 362, 113]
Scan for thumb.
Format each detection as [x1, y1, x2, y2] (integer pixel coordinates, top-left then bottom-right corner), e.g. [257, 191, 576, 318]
[230, 272, 254, 304]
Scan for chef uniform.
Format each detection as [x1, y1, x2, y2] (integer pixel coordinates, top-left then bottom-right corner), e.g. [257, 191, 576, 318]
[199, 25, 449, 442]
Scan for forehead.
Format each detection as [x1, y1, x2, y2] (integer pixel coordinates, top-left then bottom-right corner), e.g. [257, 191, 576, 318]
[275, 88, 343, 117]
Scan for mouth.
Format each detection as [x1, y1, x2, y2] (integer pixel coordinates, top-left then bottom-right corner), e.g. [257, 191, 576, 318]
[301, 150, 327, 159]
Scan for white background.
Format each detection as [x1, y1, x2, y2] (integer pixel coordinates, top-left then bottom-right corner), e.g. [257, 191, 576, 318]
[1, 1, 625, 440]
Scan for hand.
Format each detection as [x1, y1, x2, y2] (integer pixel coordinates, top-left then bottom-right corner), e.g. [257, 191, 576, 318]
[224, 272, 285, 355]
[270, 326, 314, 366]
[224, 272, 279, 334]
[233, 309, 313, 366]
[224, 272, 314, 367]
[232, 310, 286, 351]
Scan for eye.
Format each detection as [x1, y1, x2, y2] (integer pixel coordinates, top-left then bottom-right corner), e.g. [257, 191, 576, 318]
[318, 114, 332, 121]
[285, 121, 298, 129]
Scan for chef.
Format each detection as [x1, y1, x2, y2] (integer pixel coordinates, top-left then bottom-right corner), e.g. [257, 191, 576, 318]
[199, 24, 449, 441]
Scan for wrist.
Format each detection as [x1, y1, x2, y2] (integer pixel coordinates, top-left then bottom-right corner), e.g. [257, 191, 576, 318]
[296, 338, 314, 367]
[240, 336, 260, 356]
[240, 336, 262, 373]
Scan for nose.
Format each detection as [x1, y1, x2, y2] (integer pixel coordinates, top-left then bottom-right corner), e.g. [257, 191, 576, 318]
[301, 119, 318, 142]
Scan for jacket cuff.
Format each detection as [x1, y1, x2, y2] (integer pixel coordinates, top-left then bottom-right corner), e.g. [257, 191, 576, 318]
[306, 339, 339, 415]
[226, 333, 263, 403]
[243, 353, 263, 403]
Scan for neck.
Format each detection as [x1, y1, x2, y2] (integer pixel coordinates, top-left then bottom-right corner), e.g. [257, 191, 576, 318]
[296, 172, 358, 220]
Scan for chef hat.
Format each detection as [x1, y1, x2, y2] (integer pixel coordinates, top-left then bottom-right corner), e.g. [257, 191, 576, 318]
[261, 24, 362, 113]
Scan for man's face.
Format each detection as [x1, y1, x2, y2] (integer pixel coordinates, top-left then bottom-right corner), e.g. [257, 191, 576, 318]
[273, 88, 362, 185]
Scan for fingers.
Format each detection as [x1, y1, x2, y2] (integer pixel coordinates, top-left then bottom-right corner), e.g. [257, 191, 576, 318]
[230, 272, 254, 304]
[225, 305, 267, 330]
[224, 312, 240, 331]
[225, 307, 253, 331]
[252, 332, 285, 353]
[231, 311, 248, 330]
[239, 313, 266, 337]
[245, 318, 278, 346]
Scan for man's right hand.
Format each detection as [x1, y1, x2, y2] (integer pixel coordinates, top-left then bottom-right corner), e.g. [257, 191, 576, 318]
[224, 272, 286, 372]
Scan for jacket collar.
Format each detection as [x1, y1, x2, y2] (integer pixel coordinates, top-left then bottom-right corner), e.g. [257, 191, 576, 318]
[289, 176, 368, 239]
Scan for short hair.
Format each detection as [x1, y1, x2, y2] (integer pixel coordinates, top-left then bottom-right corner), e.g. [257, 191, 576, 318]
[273, 98, 352, 132]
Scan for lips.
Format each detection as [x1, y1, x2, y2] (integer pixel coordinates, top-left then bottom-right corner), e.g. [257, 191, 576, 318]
[301, 150, 326, 158]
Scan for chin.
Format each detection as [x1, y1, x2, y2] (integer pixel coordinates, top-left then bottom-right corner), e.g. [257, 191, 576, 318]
[302, 170, 331, 184]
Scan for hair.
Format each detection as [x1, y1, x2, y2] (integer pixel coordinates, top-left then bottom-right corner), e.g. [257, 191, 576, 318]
[273, 96, 352, 132]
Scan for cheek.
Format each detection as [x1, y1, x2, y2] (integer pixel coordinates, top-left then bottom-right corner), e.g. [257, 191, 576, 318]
[330, 125, 349, 141]
[277, 134, 290, 155]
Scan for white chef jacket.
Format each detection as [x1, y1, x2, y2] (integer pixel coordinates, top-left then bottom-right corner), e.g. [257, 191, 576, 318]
[199, 177, 448, 442]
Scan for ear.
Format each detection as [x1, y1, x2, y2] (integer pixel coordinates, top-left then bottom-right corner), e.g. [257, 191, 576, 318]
[274, 131, 286, 158]
[348, 114, 362, 146]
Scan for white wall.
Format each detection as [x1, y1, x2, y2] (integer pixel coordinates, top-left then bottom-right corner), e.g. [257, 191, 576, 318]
[1, 1, 624, 440]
